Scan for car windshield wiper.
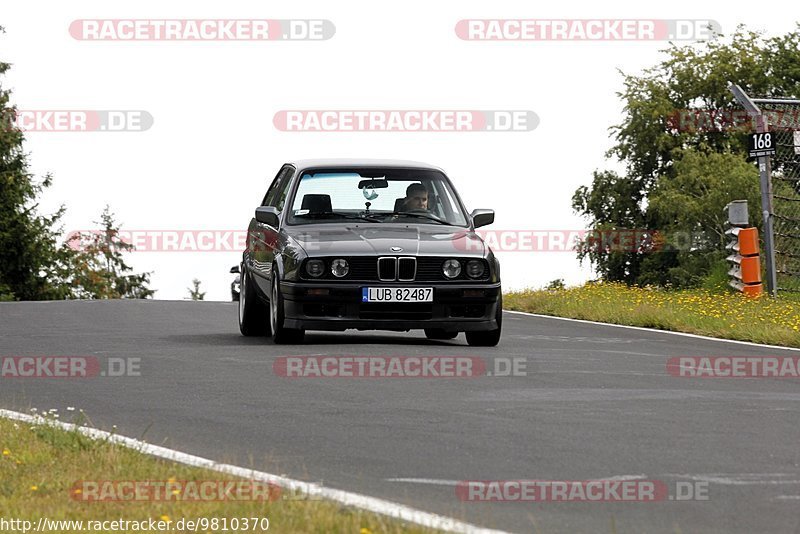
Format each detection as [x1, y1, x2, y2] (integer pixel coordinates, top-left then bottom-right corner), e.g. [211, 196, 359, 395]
[294, 211, 382, 223]
[392, 212, 456, 226]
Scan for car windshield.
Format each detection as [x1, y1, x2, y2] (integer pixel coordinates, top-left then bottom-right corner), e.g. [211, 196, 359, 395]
[286, 168, 469, 226]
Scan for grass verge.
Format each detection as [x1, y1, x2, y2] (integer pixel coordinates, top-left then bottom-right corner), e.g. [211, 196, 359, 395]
[505, 282, 800, 348]
[0, 414, 440, 534]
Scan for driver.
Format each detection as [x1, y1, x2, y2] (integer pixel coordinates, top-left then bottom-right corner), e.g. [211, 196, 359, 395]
[402, 183, 429, 211]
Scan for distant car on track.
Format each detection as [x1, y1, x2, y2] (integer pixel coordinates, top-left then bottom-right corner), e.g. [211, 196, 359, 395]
[238, 159, 501, 345]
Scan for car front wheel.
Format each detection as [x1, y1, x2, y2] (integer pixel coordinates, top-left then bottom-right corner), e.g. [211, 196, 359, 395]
[465, 293, 502, 347]
[270, 274, 305, 344]
[238, 265, 269, 336]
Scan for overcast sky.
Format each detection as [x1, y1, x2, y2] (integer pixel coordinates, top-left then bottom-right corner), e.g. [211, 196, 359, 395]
[3, 1, 796, 300]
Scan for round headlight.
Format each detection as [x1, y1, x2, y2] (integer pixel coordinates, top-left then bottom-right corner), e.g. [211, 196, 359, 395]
[466, 260, 485, 279]
[305, 259, 325, 278]
[442, 259, 462, 279]
[331, 258, 349, 278]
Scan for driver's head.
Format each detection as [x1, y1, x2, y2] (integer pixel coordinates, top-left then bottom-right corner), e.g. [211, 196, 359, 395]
[404, 183, 428, 210]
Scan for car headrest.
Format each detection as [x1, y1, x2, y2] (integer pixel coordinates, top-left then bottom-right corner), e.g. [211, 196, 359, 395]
[301, 194, 332, 213]
[394, 197, 406, 212]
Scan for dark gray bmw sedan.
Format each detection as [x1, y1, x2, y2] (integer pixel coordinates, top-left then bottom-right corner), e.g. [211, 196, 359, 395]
[238, 159, 501, 345]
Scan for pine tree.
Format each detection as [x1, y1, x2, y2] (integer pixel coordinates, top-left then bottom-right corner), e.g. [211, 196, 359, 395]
[67, 206, 155, 299]
[0, 27, 73, 300]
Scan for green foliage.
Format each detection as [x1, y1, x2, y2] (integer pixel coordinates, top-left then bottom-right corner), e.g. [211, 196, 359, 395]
[701, 260, 733, 292]
[0, 30, 153, 301]
[649, 150, 761, 239]
[67, 206, 155, 299]
[573, 24, 800, 287]
[0, 281, 15, 301]
[187, 278, 205, 300]
[572, 170, 647, 282]
[0, 29, 74, 300]
[545, 278, 565, 290]
[30, 412, 100, 453]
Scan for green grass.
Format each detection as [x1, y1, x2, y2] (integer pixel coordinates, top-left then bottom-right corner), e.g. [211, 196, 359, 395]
[505, 282, 800, 348]
[0, 414, 441, 534]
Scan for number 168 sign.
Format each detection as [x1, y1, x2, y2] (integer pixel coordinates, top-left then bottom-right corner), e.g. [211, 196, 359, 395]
[748, 132, 777, 158]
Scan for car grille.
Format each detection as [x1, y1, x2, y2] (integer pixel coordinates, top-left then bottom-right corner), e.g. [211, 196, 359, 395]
[378, 257, 396, 280]
[300, 257, 490, 282]
[398, 257, 416, 280]
[377, 257, 417, 281]
[348, 257, 379, 280]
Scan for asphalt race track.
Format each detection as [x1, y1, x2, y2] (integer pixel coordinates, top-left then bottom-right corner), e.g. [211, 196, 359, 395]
[2, 300, 799, 533]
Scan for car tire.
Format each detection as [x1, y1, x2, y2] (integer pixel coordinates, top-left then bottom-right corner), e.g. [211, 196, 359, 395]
[465, 293, 502, 347]
[424, 329, 458, 340]
[270, 273, 305, 344]
[238, 265, 269, 336]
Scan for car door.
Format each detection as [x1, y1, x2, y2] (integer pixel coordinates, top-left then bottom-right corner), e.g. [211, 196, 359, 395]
[249, 165, 295, 294]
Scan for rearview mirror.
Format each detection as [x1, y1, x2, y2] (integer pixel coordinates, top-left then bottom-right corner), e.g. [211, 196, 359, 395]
[470, 209, 495, 228]
[255, 206, 280, 228]
[229, 265, 240, 274]
[358, 178, 389, 189]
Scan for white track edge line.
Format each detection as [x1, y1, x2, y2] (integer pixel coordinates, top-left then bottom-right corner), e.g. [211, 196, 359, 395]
[506, 310, 800, 353]
[0, 409, 510, 534]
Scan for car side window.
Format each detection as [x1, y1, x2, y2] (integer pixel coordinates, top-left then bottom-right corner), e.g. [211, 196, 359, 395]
[272, 168, 295, 211]
[261, 167, 287, 207]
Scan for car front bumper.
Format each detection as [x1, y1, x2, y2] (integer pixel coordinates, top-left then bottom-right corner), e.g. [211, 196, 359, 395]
[280, 281, 501, 332]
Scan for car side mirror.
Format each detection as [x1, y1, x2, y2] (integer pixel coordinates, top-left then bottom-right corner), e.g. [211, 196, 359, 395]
[255, 206, 280, 228]
[471, 209, 495, 228]
[229, 265, 240, 274]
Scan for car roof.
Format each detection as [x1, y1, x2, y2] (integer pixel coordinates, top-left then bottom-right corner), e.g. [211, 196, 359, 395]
[287, 158, 444, 172]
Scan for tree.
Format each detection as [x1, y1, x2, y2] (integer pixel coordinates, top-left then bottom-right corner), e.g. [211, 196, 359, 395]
[67, 206, 154, 299]
[545, 278, 566, 291]
[0, 27, 74, 300]
[573, 24, 800, 287]
[572, 170, 648, 283]
[642, 148, 761, 286]
[187, 279, 205, 301]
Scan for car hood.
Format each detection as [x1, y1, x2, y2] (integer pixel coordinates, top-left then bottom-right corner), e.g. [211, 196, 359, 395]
[287, 224, 486, 257]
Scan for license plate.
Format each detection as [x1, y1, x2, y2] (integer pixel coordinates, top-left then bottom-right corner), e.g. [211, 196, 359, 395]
[362, 287, 433, 303]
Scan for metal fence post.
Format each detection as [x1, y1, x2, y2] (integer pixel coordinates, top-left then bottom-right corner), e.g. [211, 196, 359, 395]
[728, 83, 778, 296]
